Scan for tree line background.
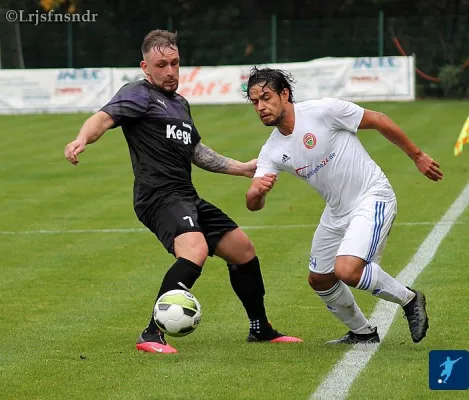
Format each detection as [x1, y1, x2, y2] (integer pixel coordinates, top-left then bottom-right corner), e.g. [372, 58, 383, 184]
[0, 0, 468, 97]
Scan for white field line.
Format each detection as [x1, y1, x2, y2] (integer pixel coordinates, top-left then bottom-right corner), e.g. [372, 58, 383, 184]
[0, 221, 465, 235]
[311, 181, 469, 400]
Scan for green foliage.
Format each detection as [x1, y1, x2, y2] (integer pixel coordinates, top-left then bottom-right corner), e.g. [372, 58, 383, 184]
[439, 65, 469, 98]
[439, 65, 461, 97]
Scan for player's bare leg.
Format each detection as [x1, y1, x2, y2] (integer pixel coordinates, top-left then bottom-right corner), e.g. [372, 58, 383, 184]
[215, 228, 302, 343]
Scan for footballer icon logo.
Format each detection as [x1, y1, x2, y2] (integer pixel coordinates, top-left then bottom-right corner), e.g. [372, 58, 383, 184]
[303, 133, 317, 149]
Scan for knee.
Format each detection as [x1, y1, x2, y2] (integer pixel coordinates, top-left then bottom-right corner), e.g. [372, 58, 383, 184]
[215, 228, 256, 264]
[333, 262, 348, 282]
[195, 243, 209, 264]
[232, 238, 256, 265]
[308, 273, 317, 288]
[334, 258, 363, 286]
[233, 232, 257, 263]
[308, 272, 337, 291]
[183, 243, 208, 266]
[243, 239, 256, 260]
[175, 234, 209, 266]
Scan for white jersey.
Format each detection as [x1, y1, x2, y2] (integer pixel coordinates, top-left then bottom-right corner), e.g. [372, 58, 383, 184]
[254, 97, 395, 216]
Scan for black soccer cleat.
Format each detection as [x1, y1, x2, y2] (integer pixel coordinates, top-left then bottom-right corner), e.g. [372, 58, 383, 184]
[403, 287, 429, 343]
[247, 327, 303, 343]
[136, 328, 177, 353]
[326, 326, 380, 344]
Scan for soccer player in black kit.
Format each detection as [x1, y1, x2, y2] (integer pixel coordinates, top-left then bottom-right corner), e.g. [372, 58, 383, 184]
[64, 29, 302, 353]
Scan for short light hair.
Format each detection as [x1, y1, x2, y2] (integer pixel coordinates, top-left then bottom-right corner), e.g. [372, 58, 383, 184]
[141, 30, 178, 56]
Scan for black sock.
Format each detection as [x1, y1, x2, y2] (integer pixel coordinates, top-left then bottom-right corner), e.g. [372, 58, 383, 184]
[147, 257, 202, 333]
[227, 256, 270, 332]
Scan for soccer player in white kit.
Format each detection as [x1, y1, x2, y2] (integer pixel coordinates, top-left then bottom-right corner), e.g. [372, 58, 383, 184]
[245, 67, 443, 344]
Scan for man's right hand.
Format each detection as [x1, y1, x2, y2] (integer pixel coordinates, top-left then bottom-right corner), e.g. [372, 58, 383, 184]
[246, 173, 278, 211]
[256, 173, 277, 195]
[64, 139, 87, 165]
[64, 111, 115, 165]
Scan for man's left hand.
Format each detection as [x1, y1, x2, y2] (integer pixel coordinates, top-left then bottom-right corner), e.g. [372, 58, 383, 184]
[414, 152, 443, 181]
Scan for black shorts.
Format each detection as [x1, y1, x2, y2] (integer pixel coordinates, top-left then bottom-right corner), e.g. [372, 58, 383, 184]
[137, 197, 238, 256]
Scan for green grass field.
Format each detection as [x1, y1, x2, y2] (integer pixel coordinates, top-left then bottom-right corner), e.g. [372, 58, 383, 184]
[1, 101, 469, 399]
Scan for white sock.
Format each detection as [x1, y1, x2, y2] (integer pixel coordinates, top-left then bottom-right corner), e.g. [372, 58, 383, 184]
[316, 281, 374, 334]
[356, 262, 415, 306]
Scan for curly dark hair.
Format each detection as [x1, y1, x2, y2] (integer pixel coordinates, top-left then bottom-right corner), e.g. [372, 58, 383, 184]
[244, 67, 296, 103]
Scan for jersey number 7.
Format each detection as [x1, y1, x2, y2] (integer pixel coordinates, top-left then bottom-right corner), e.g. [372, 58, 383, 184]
[183, 216, 194, 227]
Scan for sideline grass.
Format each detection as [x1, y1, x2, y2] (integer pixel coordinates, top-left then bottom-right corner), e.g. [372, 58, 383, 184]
[1, 101, 468, 399]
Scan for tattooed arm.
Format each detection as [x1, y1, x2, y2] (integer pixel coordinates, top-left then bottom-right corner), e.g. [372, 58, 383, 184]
[192, 142, 256, 178]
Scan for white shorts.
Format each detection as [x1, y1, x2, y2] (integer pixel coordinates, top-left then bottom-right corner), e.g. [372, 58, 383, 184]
[309, 197, 397, 274]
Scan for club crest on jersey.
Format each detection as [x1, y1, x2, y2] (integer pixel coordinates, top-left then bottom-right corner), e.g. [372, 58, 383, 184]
[303, 133, 317, 149]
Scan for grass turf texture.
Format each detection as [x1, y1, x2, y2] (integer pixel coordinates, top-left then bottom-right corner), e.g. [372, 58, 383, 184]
[1, 101, 469, 399]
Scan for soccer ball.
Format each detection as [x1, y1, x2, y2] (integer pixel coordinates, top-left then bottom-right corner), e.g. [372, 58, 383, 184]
[154, 289, 202, 337]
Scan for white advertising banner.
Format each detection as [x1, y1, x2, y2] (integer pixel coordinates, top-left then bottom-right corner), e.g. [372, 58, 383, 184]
[0, 68, 113, 114]
[111, 65, 243, 104]
[243, 56, 415, 102]
[0, 56, 414, 114]
[111, 56, 415, 104]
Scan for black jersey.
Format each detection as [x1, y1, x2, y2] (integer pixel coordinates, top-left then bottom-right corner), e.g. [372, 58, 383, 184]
[100, 79, 202, 215]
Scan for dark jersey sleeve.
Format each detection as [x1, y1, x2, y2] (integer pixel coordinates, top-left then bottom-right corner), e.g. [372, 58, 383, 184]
[192, 125, 202, 147]
[100, 83, 150, 128]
